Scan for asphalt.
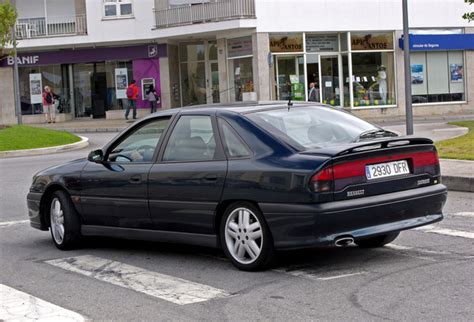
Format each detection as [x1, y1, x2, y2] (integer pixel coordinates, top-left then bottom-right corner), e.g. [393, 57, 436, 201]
[12, 113, 474, 193]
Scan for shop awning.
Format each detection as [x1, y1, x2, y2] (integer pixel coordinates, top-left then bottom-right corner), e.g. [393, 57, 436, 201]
[399, 34, 474, 51]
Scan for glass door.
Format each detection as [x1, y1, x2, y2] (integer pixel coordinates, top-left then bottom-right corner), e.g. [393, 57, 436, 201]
[206, 41, 219, 104]
[320, 55, 341, 107]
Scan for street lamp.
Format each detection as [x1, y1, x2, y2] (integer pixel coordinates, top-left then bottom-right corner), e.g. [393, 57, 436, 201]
[402, 0, 413, 135]
[11, 0, 22, 124]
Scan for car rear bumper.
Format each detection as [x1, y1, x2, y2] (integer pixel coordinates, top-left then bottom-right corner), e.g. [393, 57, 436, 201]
[260, 184, 447, 250]
[27, 191, 47, 231]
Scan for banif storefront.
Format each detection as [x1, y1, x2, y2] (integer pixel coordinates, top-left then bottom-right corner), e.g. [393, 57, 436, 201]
[1, 44, 166, 122]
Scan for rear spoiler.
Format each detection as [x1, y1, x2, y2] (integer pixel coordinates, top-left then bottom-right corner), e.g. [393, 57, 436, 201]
[301, 136, 434, 157]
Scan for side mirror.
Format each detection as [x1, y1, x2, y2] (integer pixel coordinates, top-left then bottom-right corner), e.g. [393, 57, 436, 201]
[88, 149, 104, 163]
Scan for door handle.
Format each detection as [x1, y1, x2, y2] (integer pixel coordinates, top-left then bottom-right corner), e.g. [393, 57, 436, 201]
[204, 175, 218, 182]
[129, 175, 142, 184]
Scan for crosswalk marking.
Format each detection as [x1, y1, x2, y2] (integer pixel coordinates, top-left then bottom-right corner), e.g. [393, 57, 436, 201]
[46, 255, 229, 305]
[0, 284, 85, 321]
[451, 212, 474, 218]
[0, 220, 29, 228]
[415, 225, 474, 239]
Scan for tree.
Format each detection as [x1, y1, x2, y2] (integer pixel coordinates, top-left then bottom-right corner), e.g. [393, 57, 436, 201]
[463, 0, 474, 22]
[0, 0, 17, 59]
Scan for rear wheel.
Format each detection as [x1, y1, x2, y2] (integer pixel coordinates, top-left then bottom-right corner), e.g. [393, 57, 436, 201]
[49, 190, 82, 250]
[355, 232, 400, 248]
[220, 202, 274, 271]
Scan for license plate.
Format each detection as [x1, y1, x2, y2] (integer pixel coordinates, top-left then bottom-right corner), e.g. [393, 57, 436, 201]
[365, 160, 410, 180]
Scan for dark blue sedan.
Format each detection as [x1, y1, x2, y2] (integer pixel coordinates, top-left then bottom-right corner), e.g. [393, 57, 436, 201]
[27, 102, 447, 270]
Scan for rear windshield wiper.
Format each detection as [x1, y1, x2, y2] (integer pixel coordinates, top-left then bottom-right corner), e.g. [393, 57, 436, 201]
[353, 129, 398, 142]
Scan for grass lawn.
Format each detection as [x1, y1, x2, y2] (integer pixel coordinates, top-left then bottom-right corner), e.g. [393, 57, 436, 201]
[436, 121, 474, 160]
[0, 125, 81, 151]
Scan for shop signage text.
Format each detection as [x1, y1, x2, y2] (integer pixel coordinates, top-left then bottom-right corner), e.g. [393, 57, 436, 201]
[306, 34, 338, 52]
[399, 34, 474, 51]
[351, 33, 393, 50]
[227, 37, 253, 58]
[7, 55, 39, 66]
[270, 34, 303, 53]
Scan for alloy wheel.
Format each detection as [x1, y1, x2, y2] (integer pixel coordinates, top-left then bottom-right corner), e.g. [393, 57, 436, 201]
[50, 197, 65, 245]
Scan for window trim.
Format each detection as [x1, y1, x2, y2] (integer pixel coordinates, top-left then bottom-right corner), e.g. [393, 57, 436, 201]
[103, 0, 134, 19]
[158, 113, 226, 164]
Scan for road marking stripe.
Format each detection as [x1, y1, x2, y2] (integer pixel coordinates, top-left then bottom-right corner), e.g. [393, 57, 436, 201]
[274, 269, 365, 281]
[0, 220, 29, 227]
[0, 284, 85, 321]
[317, 272, 365, 281]
[451, 212, 474, 218]
[46, 255, 229, 305]
[416, 225, 474, 239]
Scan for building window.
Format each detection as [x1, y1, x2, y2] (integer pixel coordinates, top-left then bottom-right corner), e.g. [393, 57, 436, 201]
[350, 32, 396, 107]
[103, 0, 133, 18]
[411, 51, 465, 104]
[227, 37, 254, 102]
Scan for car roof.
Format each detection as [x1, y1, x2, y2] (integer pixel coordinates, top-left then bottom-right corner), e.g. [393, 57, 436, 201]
[179, 101, 329, 114]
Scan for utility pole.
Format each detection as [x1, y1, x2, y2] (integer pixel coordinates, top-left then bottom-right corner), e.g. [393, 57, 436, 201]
[11, 0, 22, 124]
[402, 0, 413, 135]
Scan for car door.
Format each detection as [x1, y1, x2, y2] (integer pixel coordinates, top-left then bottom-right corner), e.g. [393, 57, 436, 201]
[80, 116, 172, 228]
[148, 112, 227, 235]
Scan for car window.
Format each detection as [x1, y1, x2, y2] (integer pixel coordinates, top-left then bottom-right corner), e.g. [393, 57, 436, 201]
[247, 106, 378, 149]
[163, 115, 217, 162]
[218, 119, 251, 158]
[108, 117, 171, 163]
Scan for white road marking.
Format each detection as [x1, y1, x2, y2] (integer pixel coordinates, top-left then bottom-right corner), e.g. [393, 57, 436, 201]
[0, 284, 85, 321]
[451, 212, 474, 218]
[386, 244, 412, 251]
[274, 269, 365, 281]
[0, 220, 29, 227]
[415, 225, 474, 239]
[317, 272, 365, 281]
[46, 255, 229, 305]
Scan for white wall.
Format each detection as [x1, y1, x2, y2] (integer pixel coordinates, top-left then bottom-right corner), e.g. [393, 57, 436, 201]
[254, 0, 471, 32]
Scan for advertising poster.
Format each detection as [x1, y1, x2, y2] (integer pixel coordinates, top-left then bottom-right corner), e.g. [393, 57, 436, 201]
[29, 73, 42, 104]
[450, 64, 463, 82]
[115, 68, 128, 99]
[411, 64, 424, 84]
[141, 78, 155, 100]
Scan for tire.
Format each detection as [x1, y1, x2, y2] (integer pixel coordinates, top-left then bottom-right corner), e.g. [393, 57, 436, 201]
[355, 232, 400, 248]
[48, 190, 82, 250]
[220, 202, 274, 271]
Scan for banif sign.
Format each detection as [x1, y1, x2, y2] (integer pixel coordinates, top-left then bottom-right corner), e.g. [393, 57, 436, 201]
[399, 34, 474, 51]
[7, 55, 39, 65]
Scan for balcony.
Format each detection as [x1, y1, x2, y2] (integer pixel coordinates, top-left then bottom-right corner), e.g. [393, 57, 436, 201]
[154, 0, 256, 29]
[15, 14, 87, 40]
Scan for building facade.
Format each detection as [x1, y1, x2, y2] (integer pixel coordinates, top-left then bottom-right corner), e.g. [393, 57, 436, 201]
[0, 0, 472, 125]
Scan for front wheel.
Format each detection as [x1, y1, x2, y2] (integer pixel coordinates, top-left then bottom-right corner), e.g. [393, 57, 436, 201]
[49, 190, 82, 250]
[355, 232, 400, 248]
[220, 202, 274, 271]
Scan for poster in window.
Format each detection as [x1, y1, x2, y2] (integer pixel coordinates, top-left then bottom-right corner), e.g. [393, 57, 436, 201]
[411, 64, 424, 84]
[115, 68, 128, 99]
[29, 73, 42, 104]
[141, 78, 155, 100]
[450, 64, 463, 83]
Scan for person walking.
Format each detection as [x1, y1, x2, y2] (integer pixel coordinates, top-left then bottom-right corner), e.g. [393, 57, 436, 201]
[42, 86, 56, 123]
[308, 82, 319, 102]
[125, 80, 139, 120]
[146, 84, 159, 113]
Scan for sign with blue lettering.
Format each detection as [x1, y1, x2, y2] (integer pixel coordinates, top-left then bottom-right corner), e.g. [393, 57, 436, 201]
[399, 34, 474, 51]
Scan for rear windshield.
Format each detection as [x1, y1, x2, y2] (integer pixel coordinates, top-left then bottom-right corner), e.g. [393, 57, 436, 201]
[246, 106, 378, 149]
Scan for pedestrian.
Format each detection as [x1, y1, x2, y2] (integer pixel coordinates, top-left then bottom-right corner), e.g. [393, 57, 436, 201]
[146, 84, 159, 113]
[42, 85, 56, 123]
[125, 80, 139, 120]
[308, 82, 319, 102]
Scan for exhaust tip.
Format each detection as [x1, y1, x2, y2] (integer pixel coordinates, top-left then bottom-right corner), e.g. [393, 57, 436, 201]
[335, 236, 355, 247]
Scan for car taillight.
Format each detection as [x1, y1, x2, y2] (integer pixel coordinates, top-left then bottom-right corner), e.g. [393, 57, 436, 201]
[310, 167, 334, 192]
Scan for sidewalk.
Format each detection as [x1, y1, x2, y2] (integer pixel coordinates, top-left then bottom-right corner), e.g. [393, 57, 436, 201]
[29, 113, 474, 193]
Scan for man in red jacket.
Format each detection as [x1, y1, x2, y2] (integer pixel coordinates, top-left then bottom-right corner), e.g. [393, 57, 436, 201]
[125, 80, 139, 120]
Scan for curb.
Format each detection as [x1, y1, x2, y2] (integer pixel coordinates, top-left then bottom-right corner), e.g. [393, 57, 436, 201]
[442, 175, 474, 193]
[0, 136, 89, 158]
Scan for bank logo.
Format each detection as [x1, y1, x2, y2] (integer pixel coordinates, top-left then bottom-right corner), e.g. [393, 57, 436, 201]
[148, 45, 158, 58]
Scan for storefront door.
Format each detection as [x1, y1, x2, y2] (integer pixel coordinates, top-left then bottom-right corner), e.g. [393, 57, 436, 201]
[320, 55, 342, 107]
[208, 61, 219, 104]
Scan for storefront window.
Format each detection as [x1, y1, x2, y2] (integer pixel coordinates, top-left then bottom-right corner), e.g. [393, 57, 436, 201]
[18, 64, 69, 115]
[180, 61, 207, 106]
[227, 37, 254, 102]
[411, 51, 465, 104]
[275, 56, 305, 101]
[351, 52, 396, 107]
[342, 54, 350, 107]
